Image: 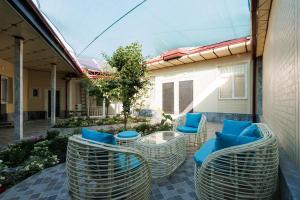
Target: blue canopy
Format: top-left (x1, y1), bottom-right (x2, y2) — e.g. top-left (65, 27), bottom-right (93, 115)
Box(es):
top-left (34, 0), bottom-right (250, 60)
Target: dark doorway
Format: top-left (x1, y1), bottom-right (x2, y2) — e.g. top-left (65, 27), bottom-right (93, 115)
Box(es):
top-left (0, 75), bottom-right (7, 122)
top-left (179, 80), bottom-right (193, 113)
top-left (48, 90), bottom-right (60, 118)
top-left (162, 82), bottom-right (174, 114)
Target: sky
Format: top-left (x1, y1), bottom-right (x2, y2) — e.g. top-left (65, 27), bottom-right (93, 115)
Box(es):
top-left (34, 0), bottom-right (250, 61)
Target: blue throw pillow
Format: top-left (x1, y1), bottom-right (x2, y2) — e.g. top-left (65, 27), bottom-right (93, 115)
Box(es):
top-left (215, 132), bottom-right (238, 150)
top-left (239, 124), bottom-right (261, 138)
top-left (215, 132), bottom-right (261, 151)
top-left (222, 120), bottom-right (251, 136)
top-left (185, 113), bottom-right (202, 128)
top-left (82, 128), bottom-right (116, 145)
top-left (236, 135), bottom-right (260, 145)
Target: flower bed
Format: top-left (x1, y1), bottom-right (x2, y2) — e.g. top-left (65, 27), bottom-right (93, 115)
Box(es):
top-left (0, 130), bottom-right (75, 192)
top-left (54, 115), bottom-right (149, 128)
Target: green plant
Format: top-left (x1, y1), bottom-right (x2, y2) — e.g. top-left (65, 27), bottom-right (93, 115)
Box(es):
top-left (54, 116), bottom-right (147, 128)
top-left (0, 160), bottom-right (7, 188)
top-left (133, 121), bottom-right (173, 136)
top-left (46, 129), bottom-right (60, 140)
top-left (86, 42), bottom-right (150, 130)
top-left (161, 113), bottom-right (173, 125)
top-left (23, 140), bottom-right (59, 174)
top-left (0, 139), bottom-right (37, 167)
top-left (48, 135), bottom-right (68, 162)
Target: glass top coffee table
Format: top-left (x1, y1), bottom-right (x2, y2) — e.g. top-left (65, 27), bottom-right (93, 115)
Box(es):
top-left (136, 131), bottom-right (186, 179)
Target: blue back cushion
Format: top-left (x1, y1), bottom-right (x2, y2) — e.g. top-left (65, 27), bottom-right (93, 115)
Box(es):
top-left (239, 124), bottom-right (261, 138)
top-left (185, 113), bottom-right (202, 128)
top-left (82, 128), bottom-right (116, 145)
top-left (215, 132), bottom-right (261, 151)
top-left (222, 120), bottom-right (251, 136)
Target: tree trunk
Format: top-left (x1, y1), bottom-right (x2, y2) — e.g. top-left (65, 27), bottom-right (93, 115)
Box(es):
top-left (124, 113), bottom-right (128, 130)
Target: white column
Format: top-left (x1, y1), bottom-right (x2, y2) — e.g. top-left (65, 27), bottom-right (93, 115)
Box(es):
top-left (14, 37), bottom-right (24, 140)
top-left (86, 88), bottom-right (89, 117)
top-left (68, 80), bottom-right (72, 111)
top-left (51, 64), bottom-right (56, 126)
top-left (174, 81), bottom-right (179, 115)
top-left (102, 98), bottom-right (106, 118)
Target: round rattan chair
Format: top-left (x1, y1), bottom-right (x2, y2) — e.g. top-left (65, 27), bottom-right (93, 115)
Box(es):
top-left (66, 134), bottom-right (152, 200)
top-left (194, 123), bottom-right (279, 200)
top-left (174, 114), bottom-right (207, 153)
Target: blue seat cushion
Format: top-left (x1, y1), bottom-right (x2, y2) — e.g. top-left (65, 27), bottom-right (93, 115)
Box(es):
top-left (193, 139), bottom-right (216, 166)
top-left (177, 126), bottom-right (198, 133)
top-left (117, 154), bottom-right (141, 170)
top-left (185, 113), bottom-right (202, 128)
top-left (239, 124), bottom-right (261, 138)
top-left (222, 120), bottom-right (251, 136)
top-left (82, 128), bottom-right (116, 145)
top-left (118, 131), bottom-right (139, 138)
top-left (215, 132), bottom-right (261, 151)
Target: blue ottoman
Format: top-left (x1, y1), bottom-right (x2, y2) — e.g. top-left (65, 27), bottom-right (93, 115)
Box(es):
top-left (115, 131), bottom-right (141, 147)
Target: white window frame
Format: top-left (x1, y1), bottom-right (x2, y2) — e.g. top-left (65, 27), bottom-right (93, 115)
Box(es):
top-left (218, 62), bottom-right (248, 100)
top-left (1, 76), bottom-right (9, 104)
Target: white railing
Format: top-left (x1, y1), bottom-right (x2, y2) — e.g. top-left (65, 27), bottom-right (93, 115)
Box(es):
top-left (89, 106), bottom-right (103, 117)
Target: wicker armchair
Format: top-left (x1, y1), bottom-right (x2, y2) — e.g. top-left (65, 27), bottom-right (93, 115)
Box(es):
top-left (194, 123), bottom-right (279, 200)
top-left (66, 134), bottom-right (152, 200)
top-left (174, 114), bottom-right (207, 153)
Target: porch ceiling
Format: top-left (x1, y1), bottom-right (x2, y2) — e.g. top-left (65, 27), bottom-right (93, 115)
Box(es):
top-left (256, 0), bottom-right (272, 57)
top-left (0, 0), bottom-right (80, 74)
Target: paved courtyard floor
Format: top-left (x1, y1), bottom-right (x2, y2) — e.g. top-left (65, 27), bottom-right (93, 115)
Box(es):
top-left (0, 157), bottom-right (197, 200)
top-left (0, 122), bottom-right (222, 200)
top-left (0, 120), bottom-right (51, 148)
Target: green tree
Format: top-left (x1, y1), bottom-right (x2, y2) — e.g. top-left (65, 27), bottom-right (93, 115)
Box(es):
top-left (85, 42), bottom-right (150, 129)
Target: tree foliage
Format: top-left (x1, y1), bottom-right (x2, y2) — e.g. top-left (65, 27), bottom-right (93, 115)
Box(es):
top-left (85, 42), bottom-right (150, 129)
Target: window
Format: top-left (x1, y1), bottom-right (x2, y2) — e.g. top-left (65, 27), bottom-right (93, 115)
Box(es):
top-left (219, 63), bottom-right (247, 99)
top-left (162, 82), bottom-right (174, 114)
top-left (8, 77), bottom-right (13, 103)
top-left (179, 80), bottom-right (193, 113)
top-left (32, 89), bottom-right (39, 97)
top-left (1, 76), bottom-right (8, 104)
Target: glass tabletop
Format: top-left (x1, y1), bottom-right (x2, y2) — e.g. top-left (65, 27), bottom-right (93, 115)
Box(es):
top-left (139, 131), bottom-right (182, 145)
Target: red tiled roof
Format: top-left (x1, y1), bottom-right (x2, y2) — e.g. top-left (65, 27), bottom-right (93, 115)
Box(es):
top-left (147, 37), bottom-right (250, 64)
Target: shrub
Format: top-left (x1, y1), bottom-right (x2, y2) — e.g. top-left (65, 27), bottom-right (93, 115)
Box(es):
top-left (0, 160), bottom-right (7, 188)
top-left (23, 140), bottom-right (59, 174)
top-left (48, 135), bottom-right (68, 162)
top-left (46, 130), bottom-right (60, 140)
top-left (54, 116), bottom-right (147, 128)
top-left (0, 139), bottom-right (38, 167)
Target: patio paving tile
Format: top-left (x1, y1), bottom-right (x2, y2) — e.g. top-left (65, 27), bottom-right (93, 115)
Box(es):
top-left (0, 156), bottom-right (198, 200)
top-left (0, 122), bottom-right (222, 199)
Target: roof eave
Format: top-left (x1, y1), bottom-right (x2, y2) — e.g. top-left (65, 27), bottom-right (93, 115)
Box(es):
top-left (7, 0), bottom-right (83, 75)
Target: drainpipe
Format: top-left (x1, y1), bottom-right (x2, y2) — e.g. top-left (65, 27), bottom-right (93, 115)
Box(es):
top-left (251, 0), bottom-right (258, 122)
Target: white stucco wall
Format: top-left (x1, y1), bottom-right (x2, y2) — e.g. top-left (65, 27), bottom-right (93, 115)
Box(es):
top-left (145, 53), bottom-right (252, 118)
top-left (262, 0), bottom-right (300, 168)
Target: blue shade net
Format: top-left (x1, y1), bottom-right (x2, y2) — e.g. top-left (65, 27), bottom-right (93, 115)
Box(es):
top-left (34, 0), bottom-right (250, 60)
